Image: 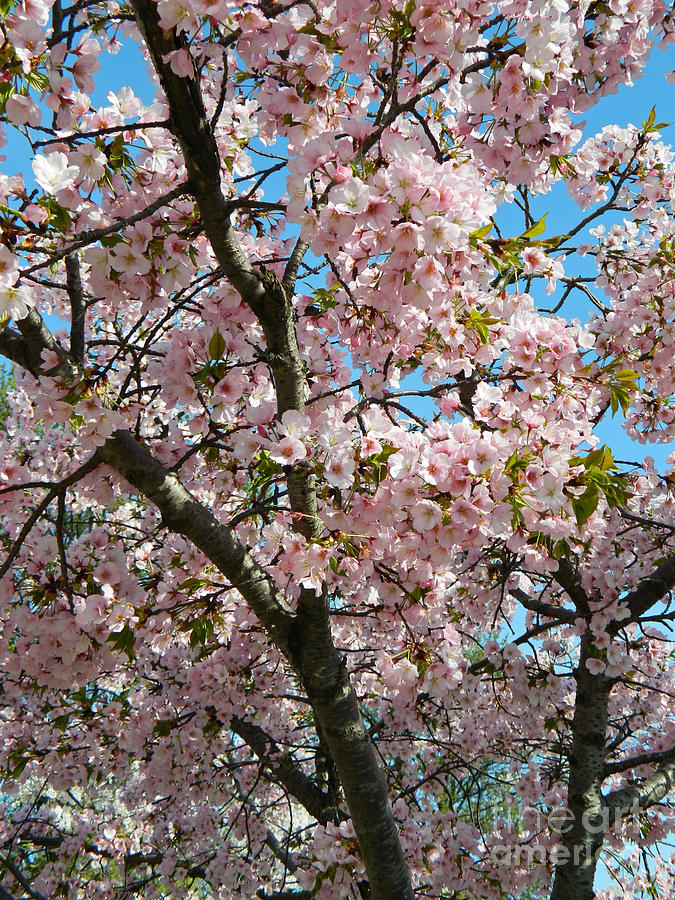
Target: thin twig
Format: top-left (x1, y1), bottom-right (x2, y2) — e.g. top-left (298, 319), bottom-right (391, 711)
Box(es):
top-left (34, 120), bottom-right (169, 147)
top-left (20, 185), bottom-right (190, 275)
top-left (0, 456), bottom-right (99, 580)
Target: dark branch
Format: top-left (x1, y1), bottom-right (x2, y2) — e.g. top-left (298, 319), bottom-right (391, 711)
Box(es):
top-left (605, 745), bottom-right (675, 776)
top-left (623, 552), bottom-right (675, 623)
top-left (20, 184), bottom-right (189, 275)
top-left (34, 120), bottom-right (169, 147)
top-left (65, 253), bottom-right (85, 366)
top-left (0, 854), bottom-right (50, 900)
top-left (257, 891), bottom-right (313, 900)
top-left (0, 309), bottom-right (77, 381)
top-left (230, 716), bottom-right (343, 824)
top-left (511, 587), bottom-right (577, 624)
top-left (554, 558), bottom-right (591, 616)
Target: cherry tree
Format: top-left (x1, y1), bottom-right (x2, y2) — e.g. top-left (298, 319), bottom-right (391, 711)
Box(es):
top-left (1, 0), bottom-right (675, 898)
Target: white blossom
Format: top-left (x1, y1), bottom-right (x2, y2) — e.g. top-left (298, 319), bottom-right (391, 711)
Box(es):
top-left (32, 152), bottom-right (80, 194)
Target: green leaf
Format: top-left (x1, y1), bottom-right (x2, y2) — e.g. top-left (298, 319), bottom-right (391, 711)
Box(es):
top-left (597, 445), bottom-right (616, 471)
top-left (45, 198), bottom-right (73, 232)
top-left (153, 720), bottom-right (172, 737)
top-left (0, 82), bottom-right (14, 115)
top-left (527, 531), bottom-right (553, 551)
top-left (25, 71), bottom-right (49, 92)
top-left (465, 309), bottom-right (498, 344)
top-left (308, 286), bottom-right (337, 315)
top-left (613, 368), bottom-right (638, 381)
top-left (369, 444), bottom-right (399, 463)
top-left (553, 539), bottom-right (571, 560)
top-left (471, 223), bottom-right (493, 239)
top-left (643, 106), bottom-right (656, 129)
top-left (573, 486), bottom-right (599, 527)
top-left (504, 450), bottom-right (530, 474)
top-left (99, 234), bottom-right (127, 249)
top-left (602, 475), bottom-right (631, 509)
top-left (609, 384), bottom-right (631, 416)
top-left (9, 753), bottom-right (29, 778)
top-left (511, 506), bottom-right (525, 529)
top-left (107, 624), bottom-right (135, 661)
top-left (583, 444), bottom-right (617, 471)
top-left (183, 617), bottom-right (215, 648)
top-left (329, 556), bottom-right (345, 576)
top-left (521, 213), bottom-right (548, 239)
top-left (177, 576), bottom-right (205, 594)
top-left (192, 363), bottom-right (211, 385)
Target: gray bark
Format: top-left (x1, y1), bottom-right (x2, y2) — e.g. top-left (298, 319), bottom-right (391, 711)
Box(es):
top-left (604, 762), bottom-right (675, 820)
top-left (229, 716), bottom-right (343, 825)
top-left (621, 551), bottom-right (675, 624)
top-left (550, 635), bottom-right (611, 900)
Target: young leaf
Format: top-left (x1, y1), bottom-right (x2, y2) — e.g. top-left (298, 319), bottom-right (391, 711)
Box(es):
top-left (107, 625), bottom-right (136, 661)
top-left (471, 223), bottom-right (493, 239)
top-left (521, 214), bottom-right (548, 239)
top-left (209, 330), bottom-right (226, 360)
top-left (573, 486), bottom-right (599, 527)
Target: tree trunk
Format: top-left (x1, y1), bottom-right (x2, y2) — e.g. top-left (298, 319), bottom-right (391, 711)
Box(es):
top-left (550, 635), bottom-right (612, 900)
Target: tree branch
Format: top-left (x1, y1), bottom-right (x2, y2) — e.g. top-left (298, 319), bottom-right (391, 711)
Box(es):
top-left (21, 185), bottom-right (189, 275)
top-left (282, 238), bottom-right (310, 294)
top-left (3, 27), bottom-right (413, 892)
top-left (34, 119), bottom-right (169, 147)
top-left (603, 762), bottom-right (675, 819)
top-left (230, 716), bottom-right (343, 824)
top-left (623, 552), bottom-right (675, 623)
top-left (605, 745), bottom-right (675, 776)
top-left (130, 0), bottom-right (266, 309)
top-left (550, 635), bottom-right (613, 900)
top-left (130, 0), bottom-right (322, 541)
top-left (511, 587), bottom-right (577, 624)
top-left (228, 767), bottom-right (301, 875)
top-left (257, 891), bottom-right (312, 900)
top-left (554, 557), bottom-right (591, 616)
top-left (99, 429), bottom-right (412, 898)
top-left (98, 429), bottom-right (297, 655)
top-left (0, 456), bottom-right (99, 580)
top-left (0, 854), bottom-right (50, 900)
top-left (65, 253), bottom-right (85, 366)
top-left (0, 309), bottom-right (78, 381)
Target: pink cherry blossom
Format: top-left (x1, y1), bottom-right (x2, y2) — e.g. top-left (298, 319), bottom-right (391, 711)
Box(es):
top-left (269, 435), bottom-right (308, 465)
top-left (5, 93), bottom-right (41, 127)
top-left (1, 3), bottom-right (675, 899)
